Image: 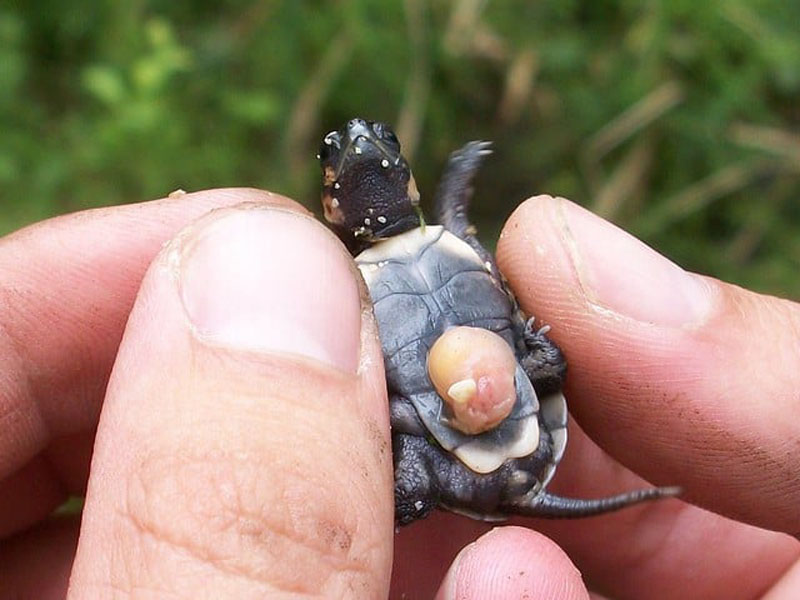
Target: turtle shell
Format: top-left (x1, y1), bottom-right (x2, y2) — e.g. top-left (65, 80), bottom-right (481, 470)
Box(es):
top-left (356, 225), bottom-right (567, 476)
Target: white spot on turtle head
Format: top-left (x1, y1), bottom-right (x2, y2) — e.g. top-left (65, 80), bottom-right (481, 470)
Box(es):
top-left (377, 215), bottom-right (387, 224)
top-left (354, 146), bottom-right (362, 154)
top-left (315, 153), bottom-right (320, 160)
top-left (331, 198), bottom-right (339, 208)
top-left (414, 501), bottom-right (424, 511)
top-left (381, 159), bottom-right (389, 168)
top-left (364, 217), bottom-right (371, 225)
top-left (367, 207), bottom-right (375, 214)
top-left (333, 182), bottom-right (341, 189)
top-left (324, 137), bottom-right (333, 146)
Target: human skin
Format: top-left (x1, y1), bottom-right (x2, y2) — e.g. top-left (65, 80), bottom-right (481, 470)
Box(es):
top-left (0, 189), bottom-right (797, 599)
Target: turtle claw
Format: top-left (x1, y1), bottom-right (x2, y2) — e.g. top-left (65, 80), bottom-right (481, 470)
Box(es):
top-left (520, 317), bottom-right (566, 396)
top-left (523, 316), bottom-right (551, 339)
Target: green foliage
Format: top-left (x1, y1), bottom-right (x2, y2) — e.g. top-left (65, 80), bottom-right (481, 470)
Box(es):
top-left (1, 0), bottom-right (798, 296)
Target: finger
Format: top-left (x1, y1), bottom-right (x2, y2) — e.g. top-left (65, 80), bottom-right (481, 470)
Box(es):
top-left (0, 431), bottom-right (93, 538)
top-left (392, 516), bottom-right (589, 599)
top-left (392, 512), bottom-right (490, 597)
top-left (496, 195), bottom-right (800, 534)
top-left (68, 207), bottom-right (394, 597)
top-left (391, 433), bottom-right (797, 600)
top-left (434, 526), bottom-right (589, 600)
top-left (762, 557), bottom-right (800, 599)
top-left (494, 196), bottom-right (800, 598)
top-left (523, 419), bottom-right (799, 599)
top-left (0, 516), bottom-right (80, 599)
top-left (0, 188), bottom-right (296, 534)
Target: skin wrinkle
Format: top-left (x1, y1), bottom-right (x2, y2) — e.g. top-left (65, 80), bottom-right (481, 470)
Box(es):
top-left (119, 440), bottom-right (380, 595)
top-left (4, 248), bottom-right (124, 432)
top-left (577, 340), bottom-right (796, 501)
top-left (90, 574), bottom-right (187, 600)
top-left (122, 477), bottom-right (342, 596)
top-left (175, 363), bottom-right (388, 516)
top-left (0, 314), bottom-right (48, 476)
top-left (119, 507), bottom-right (323, 597)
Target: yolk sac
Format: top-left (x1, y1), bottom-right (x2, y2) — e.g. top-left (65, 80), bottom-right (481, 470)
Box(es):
top-left (427, 326), bottom-right (517, 435)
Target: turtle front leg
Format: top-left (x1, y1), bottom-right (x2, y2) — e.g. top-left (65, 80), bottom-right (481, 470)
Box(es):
top-left (520, 317), bottom-right (567, 397)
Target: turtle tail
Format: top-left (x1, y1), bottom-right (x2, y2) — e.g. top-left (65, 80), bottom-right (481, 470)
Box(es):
top-left (510, 486), bottom-right (682, 518)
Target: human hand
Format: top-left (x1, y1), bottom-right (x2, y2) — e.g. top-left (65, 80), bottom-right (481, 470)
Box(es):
top-left (1, 191), bottom-right (798, 599)
top-left (0, 189), bottom-right (399, 598)
top-left (392, 196), bottom-right (800, 598)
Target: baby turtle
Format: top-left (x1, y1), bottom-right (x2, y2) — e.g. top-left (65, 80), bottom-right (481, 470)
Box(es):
top-left (318, 118), bottom-right (679, 525)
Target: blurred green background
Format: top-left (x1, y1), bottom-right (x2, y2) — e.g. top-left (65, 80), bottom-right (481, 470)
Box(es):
top-left (1, 0), bottom-right (798, 296)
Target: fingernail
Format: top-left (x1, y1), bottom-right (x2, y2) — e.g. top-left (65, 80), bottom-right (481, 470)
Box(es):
top-left (176, 207), bottom-right (361, 372)
top-left (557, 200), bottom-right (713, 327)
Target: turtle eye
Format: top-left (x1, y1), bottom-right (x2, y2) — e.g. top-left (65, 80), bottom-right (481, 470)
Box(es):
top-left (372, 122), bottom-right (399, 147)
top-left (384, 129), bottom-right (399, 146)
top-left (318, 131), bottom-right (341, 163)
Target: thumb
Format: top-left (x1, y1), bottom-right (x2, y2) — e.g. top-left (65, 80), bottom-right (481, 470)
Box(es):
top-left (435, 527), bottom-right (589, 600)
top-left (68, 205), bottom-right (394, 597)
top-left (496, 196), bottom-right (800, 535)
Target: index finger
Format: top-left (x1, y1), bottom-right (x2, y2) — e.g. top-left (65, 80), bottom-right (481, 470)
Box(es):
top-left (493, 196), bottom-right (800, 598)
top-left (0, 189), bottom-right (298, 534)
top-left (496, 195), bottom-right (800, 535)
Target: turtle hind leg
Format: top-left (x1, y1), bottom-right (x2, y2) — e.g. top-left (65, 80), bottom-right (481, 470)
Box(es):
top-left (508, 486), bottom-right (682, 519)
top-left (434, 140), bottom-right (492, 236)
top-left (434, 141), bottom-right (501, 278)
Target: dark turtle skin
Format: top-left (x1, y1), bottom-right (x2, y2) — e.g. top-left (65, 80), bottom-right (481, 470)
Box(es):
top-left (319, 118), bottom-right (679, 526)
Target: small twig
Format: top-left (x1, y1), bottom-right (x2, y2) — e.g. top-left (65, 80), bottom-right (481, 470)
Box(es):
top-left (729, 122), bottom-right (800, 164)
top-left (581, 81), bottom-right (683, 194)
top-left (721, 3), bottom-right (770, 41)
top-left (726, 178), bottom-right (790, 264)
top-left (497, 47), bottom-right (538, 126)
top-left (285, 30), bottom-right (354, 180)
top-left (443, 0), bottom-right (486, 56)
top-left (396, 0), bottom-right (431, 163)
top-left (230, 0), bottom-right (277, 42)
top-left (443, 0), bottom-right (506, 61)
top-left (637, 157), bottom-right (788, 236)
top-left (591, 135), bottom-right (654, 220)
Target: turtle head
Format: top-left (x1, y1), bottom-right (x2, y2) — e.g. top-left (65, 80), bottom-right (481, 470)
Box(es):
top-left (318, 118), bottom-right (422, 251)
